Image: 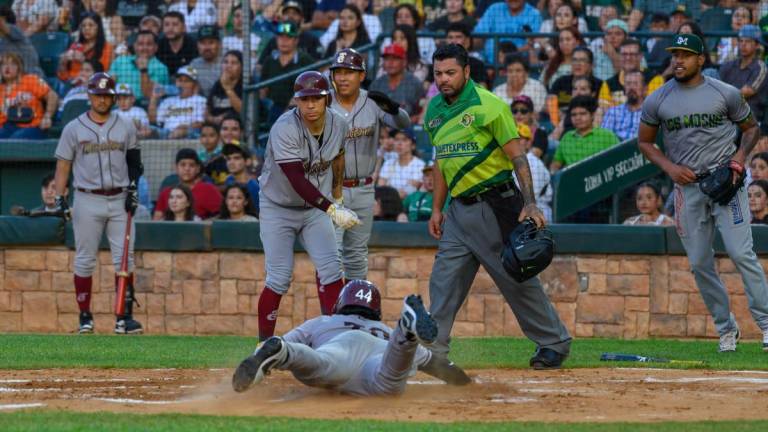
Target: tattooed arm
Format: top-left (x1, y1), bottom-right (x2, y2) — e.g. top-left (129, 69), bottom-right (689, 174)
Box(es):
top-left (502, 138), bottom-right (546, 227)
top-left (732, 116), bottom-right (760, 166)
top-left (331, 149), bottom-right (345, 202)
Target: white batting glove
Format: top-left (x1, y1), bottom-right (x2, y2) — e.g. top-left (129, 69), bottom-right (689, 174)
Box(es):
top-left (326, 203), bottom-right (361, 229)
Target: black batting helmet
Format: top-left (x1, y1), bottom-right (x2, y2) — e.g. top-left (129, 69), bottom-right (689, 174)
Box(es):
top-left (332, 280), bottom-right (382, 321)
top-left (501, 219), bottom-right (554, 283)
top-left (330, 48), bottom-right (366, 72)
top-left (87, 72), bottom-right (116, 95)
top-left (293, 71), bottom-right (331, 99)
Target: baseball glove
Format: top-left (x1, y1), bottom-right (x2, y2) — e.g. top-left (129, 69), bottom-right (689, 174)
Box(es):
top-left (699, 160), bottom-right (745, 206)
top-left (367, 91), bottom-right (400, 115)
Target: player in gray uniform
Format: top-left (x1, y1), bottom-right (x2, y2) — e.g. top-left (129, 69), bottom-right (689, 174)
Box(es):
top-left (328, 49), bottom-right (411, 280)
top-left (639, 34), bottom-right (768, 352)
top-left (232, 280), bottom-right (471, 395)
top-left (257, 71), bottom-right (361, 342)
top-left (53, 73), bottom-right (143, 334)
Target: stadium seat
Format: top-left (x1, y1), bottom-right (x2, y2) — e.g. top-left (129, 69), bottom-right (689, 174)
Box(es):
top-left (48, 99), bottom-right (89, 137)
top-left (29, 32), bottom-right (70, 78)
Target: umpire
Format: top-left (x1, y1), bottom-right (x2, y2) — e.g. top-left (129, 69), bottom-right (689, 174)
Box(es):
top-left (424, 44), bottom-right (571, 369)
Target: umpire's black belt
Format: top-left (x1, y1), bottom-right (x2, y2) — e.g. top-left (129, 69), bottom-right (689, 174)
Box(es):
top-left (77, 188), bottom-right (125, 196)
top-left (456, 182), bottom-right (516, 205)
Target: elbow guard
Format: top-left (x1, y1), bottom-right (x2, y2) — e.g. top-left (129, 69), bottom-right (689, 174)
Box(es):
top-left (126, 149), bottom-right (143, 183)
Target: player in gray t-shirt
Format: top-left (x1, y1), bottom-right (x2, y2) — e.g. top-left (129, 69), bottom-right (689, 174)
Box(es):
top-left (639, 34), bottom-right (768, 353)
top-left (232, 280), bottom-right (471, 395)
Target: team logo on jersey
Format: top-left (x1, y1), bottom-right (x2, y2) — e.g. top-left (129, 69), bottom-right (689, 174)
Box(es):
top-left (346, 126), bottom-right (373, 139)
top-left (460, 113), bottom-right (474, 128)
top-left (81, 140), bottom-right (123, 154)
top-left (428, 117), bottom-right (442, 129)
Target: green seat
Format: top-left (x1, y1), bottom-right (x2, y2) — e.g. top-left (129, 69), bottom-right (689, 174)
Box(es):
top-left (29, 32), bottom-right (70, 78)
top-left (48, 99), bottom-right (89, 137)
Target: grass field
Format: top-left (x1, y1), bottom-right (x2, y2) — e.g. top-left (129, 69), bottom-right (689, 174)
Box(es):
top-left (1, 334), bottom-right (767, 431)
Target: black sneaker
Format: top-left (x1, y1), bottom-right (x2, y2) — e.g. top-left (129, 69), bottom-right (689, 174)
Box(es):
top-left (78, 312), bottom-right (94, 334)
top-left (114, 317), bottom-right (143, 334)
top-left (232, 337), bottom-right (287, 393)
top-left (529, 347), bottom-right (567, 370)
top-left (420, 355), bottom-right (472, 385)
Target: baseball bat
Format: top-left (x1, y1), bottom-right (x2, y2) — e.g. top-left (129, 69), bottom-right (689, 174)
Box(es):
top-left (600, 352), bottom-right (707, 367)
top-left (114, 212), bottom-right (132, 316)
top-left (10, 205), bottom-right (64, 218)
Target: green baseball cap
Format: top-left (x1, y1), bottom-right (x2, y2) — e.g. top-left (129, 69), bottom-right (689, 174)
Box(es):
top-left (666, 33), bottom-right (704, 55)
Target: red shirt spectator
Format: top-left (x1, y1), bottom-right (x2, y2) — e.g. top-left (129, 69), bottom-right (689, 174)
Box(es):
top-left (153, 148), bottom-right (223, 219)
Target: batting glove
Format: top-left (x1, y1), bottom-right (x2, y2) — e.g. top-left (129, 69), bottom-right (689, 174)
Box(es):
top-left (125, 182), bottom-right (139, 216)
top-left (55, 195), bottom-right (71, 221)
top-left (326, 203), bottom-right (361, 229)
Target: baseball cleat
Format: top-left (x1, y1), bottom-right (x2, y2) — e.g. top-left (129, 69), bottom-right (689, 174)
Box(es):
top-left (232, 337), bottom-right (287, 393)
top-left (78, 312), bottom-right (94, 334)
top-left (114, 317), bottom-right (143, 335)
top-left (399, 295), bottom-right (438, 345)
top-left (420, 355), bottom-right (471, 385)
top-left (529, 347), bottom-right (568, 370)
top-left (718, 327), bottom-right (740, 353)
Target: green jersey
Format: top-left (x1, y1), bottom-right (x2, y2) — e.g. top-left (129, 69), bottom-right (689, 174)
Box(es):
top-left (403, 191), bottom-right (433, 222)
top-left (423, 80), bottom-right (519, 198)
top-left (553, 127), bottom-right (619, 167)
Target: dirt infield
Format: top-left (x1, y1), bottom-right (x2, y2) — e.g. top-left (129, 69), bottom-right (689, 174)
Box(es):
top-left (2, 368), bottom-right (768, 422)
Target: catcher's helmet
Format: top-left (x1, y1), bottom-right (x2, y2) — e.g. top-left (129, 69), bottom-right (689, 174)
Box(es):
top-left (501, 219), bottom-right (554, 283)
top-left (87, 72), bottom-right (116, 95)
top-left (332, 280), bottom-right (382, 321)
top-left (293, 71), bottom-right (331, 99)
top-left (330, 48), bottom-right (366, 71)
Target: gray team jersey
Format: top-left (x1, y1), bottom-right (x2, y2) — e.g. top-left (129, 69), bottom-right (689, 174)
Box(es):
top-left (54, 113), bottom-right (138, 190)
top-left (259, 108), bottom-right (348, 207)
top-left (641, 76), bottom-right (751, 173)
top-left (330, 89), bottom-right (410, 179)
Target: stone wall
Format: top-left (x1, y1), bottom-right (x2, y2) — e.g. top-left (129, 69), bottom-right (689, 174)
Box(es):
top-left (0, 247), bottom-right (764, 339)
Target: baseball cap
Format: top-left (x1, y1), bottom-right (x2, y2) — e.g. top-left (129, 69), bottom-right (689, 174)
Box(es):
top-left (517, 123), bottom-right (532, 140)
top-left (116, 83), bottom-right (133, 96)
top-left (176, 65), bottom-right (198, 81)
top-left (666, 33), bottom-right (704, 55)
top-left (511, 95), bottom-right (534, 111)
top-left (392, 126), bottom-right (416, 141)
top-left (222, 142), bottom-right (250, 158)
top-left (176, 148), bottom-right (202, 165)
top-left (670, 5), bottom-right (691, 17)
top-left (276, 20), bottom-right (299, 37)
top-left (382, 44), bottom-right (406, 59)
top-left (281, 0), bottom-right (303, 15)
top-left (604, 19), bottom-right (629, 34)
top-left (738, 25), bottom-right (766, 45)
top-left (197, 25), bottom-right (220, 41)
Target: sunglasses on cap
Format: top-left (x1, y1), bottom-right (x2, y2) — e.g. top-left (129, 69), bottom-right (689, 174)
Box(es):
top-left (276, 22), bottom-right (297, 36)
top-left (511, 108), bottom-right (530, 114)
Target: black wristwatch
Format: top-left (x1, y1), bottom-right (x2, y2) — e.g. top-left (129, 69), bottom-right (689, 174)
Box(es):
top-left (139, 68), bottom-right (149, 74)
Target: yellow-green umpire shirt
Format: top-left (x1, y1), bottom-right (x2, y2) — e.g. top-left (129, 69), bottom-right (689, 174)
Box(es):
top-left (423, 79), bottom-right (520, 198)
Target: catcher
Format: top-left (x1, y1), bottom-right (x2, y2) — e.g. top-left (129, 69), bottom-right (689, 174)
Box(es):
top-left (232, 280), bottom-right (471, 396)
top-left (638, 33), bottom-right (768, 353)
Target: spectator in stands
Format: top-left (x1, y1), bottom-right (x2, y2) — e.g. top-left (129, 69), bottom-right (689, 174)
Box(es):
top-left (0, 7), bottom-right (44, 77)
top-left (751, 153), bottom-right (768, 181)
top-left (388, 24), bottom-right (427, 81)
top-left (223, 142), bottom-right (259, 211)
top-left (390, 4), bottom-right (435, 65)
top-left (398, 163), bottom-right (434, 222)
top-left (378, 127), bottom-right (425, 199)
top-left (628, 0), bottom-right (700, 31)
top-left (88, 0), bottom-right (124, 48)
top-left (369, 44), bottom-right (425, 118)
top-left (320, 0), bottom-right (380, 51)
top-left (206, 50), bottom-right (243, 124)
top-left (157, 11), bottom-right (198, 76)
top-left (549, 75), bottom-right (603, 140)
top-left (258, 1), bottom-right (324, 61)
top-left (323, 4), bottom-right (371, 59)
top-left (516, 122), bottom-right (552, 222)
top-left (313, 0), bottom-right (346, 30)
top-left (493, 54), bottom-right (546, 114)
top-left (580, 0), bottom-right (622, 31)
top-left (717, 5), bottom-right (752, 64)
top-left (115, 83), bottom-right (152, 138)
top-left (57, 13), bottom-right (113, 85)
top-left (0, 52), bottom-right (57, 139)
top-left (110, 30), bottom-right (169, 104)
top-left (221, 3), bottom-right (260, 73)
top-left (116, 0), bottom-right (164, 29)
top-left (749, 180), bottom-right (768, 224)
top-left (375, 124), bottom-right (396, 180)
top-left (59, 58), bottom-right (99, 108)
top-left (219, 183), bottom-right (259, 221)
top-left (719, 25), bottom-right (768, 125)
top-left (148, 65), bottom-right (206, 139)
top-left (600, 70), bottom-right (645, 142)
top-left (258, 20), bottom-right (314, 119)
top-left (220, 113), bottom-right (243, 144)
top-left (373, 185), bottom-right (403, 221)
top-left (12, 0), bottom-right (58, 36)
top-left (138, 14), bottom-right (162, 36)
top-left (511, 95), bottom-right (548, 158)
top-left (37, 173), bottom-right (66, 212)
top-left (550, 95), bottom-right (618, 172)
top-left (598, 39), bottom-right (664, 108)
top-left (189, 25), bottom-right (223, 97)
top-left (154, 148), bottom-right (222, 220)
top-left (590, 18), bottom-right (626, 81)
top-left (542, 27), bottom-right (585, 89)
top-left (427, 0), bottom-right (476, 33)
top-left (668, 7), bottom-right (692, 33)
top-left (168, 0), bottom-right (216, 34)
top-left (549, 46), bottom-right (601, 110)
top-left (623, 183), bottom-right (675, 226)
top-left (162, 184), bottom-right (200, 221)
top-left (473, 0), bottom-right (542, 64)
top-left (537, 3), bottom-right (588, 59)
top-left (444, 22), bottom-right (486, 87)
top-left (645, 13), bottom-right (672, 74)
top-left (197, 121), bottom-right (229, 185)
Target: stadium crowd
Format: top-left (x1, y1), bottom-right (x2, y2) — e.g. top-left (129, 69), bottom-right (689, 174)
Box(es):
top-left (4, 0), bottom-right (768, 224)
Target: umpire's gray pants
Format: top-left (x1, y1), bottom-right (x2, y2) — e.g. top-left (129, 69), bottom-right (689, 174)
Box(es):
top-left (674, 184), bottom-right (768, 334)
top-left (335, 183), bottom-right (375, 280)
top-left (428, 199), bottom-right (571, 357)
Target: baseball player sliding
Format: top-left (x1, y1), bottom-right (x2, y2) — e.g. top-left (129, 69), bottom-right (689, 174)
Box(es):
top-left (639, 34), bottom-right (768, 352)
top-left (329, 48), bottom-right (411, 280)
top-left (53, 72), bottom-right (143, 334)
top-left (257, 71), bottom-right (361, 341)
top-left (232, 280), bottom-right (471, 395)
